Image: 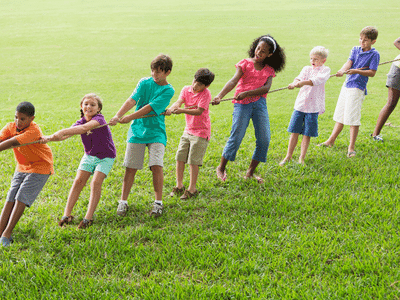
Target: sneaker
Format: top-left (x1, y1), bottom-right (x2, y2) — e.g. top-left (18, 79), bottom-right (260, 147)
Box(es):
top-left (180, 189), bottom-right (199, 200)
top-left (58, 215), bottom-right (74, 227)
top-left (117, 201), bottom-right (129, 217)
top-left (169, 186), bottom-right (185, 197)
top-left (77, 219), bottom-right (93, 229)
top-left (0, 237), bottom-right (12, 247)
top-left (371, 134), bottom-right (383, 142)
top-left (150, 203), bottom-right (163, 217)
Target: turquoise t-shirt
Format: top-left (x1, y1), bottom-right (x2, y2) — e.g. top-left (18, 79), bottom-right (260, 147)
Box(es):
top-left (127, 77), bottom-right (174, 146)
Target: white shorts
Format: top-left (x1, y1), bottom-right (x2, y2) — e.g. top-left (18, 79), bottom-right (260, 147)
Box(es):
top-left (333, 84), bottom-right (365, 126)
top-left (123, 143), bottom-right (165, 170)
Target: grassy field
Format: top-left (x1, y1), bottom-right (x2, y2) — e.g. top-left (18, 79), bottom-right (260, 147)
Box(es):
top-left (1, 0), bottom-right (400, 298)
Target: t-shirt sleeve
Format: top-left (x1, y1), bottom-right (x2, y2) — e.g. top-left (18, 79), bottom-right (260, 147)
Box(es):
top-left (15, 125), bottom-right (41, 145)
top-left (92, 114), bottom-right (106, 125)
top-left (130, 78), bottom-right (146, 101)
top-left (296, 66), bottom-right (309, 81)
top-left (349, 47), bottom-right (357, 62)
top-left (235, 59), bottom-right (248, 73)
top-left (179, 86), bottom-right (188, 103)
top-left (310, 66), bottom-right (331, 86)
top-left (369, 52), bottom-right (380, 71)
top-left (0, 123), bottom-right (12, 141)
top-left (197, 89), bottom-right (212, 110)
top-left (149, 86), bottom-right (175, 115)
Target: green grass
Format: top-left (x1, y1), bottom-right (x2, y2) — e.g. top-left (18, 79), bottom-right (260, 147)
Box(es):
top-left (1, 0), bottom-right (400, 298)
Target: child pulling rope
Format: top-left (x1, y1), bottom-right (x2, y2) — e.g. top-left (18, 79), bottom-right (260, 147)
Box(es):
top-left (12, 58), bottom-right (400, 149)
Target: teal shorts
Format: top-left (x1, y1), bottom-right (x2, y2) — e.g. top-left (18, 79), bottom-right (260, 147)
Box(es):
top-left (78, 154), bottom-right (115, 176)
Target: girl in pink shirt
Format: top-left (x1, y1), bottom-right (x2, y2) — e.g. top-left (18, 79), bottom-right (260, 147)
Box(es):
top-left (213, 35), bottom-right (286, 183)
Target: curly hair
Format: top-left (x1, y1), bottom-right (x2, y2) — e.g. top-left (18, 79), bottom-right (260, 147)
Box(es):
top-left (248, 35), bottom-right (286, 73)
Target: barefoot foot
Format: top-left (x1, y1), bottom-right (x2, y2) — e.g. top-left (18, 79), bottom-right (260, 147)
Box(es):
top-left (216, 166), bottom-right (227, 181)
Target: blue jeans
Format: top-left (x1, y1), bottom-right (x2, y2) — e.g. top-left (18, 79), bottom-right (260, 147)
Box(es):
top-left (222, 97), bottom-right (270, 162)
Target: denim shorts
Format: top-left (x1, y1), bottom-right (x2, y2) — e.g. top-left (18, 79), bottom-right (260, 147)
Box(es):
top-left (7, 172), bottom-right (50, 207)
top-left (287, 110), bottom-right (319, 137)
top-left (78, 154), bottom-right (115, 176)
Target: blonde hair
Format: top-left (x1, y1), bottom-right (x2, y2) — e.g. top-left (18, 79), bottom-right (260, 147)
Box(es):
top-left (80, 93), bottom-right (103, 118)
top-left (310, 46), bottom-right (329, 59)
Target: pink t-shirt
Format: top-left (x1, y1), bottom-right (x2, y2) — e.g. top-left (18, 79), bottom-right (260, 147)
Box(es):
top-left (293, 65), bottom-right (331, 114)
top-left (233, 58), bottom-right (276, 104)
top-left (179, 85), bottom-right (212, 140)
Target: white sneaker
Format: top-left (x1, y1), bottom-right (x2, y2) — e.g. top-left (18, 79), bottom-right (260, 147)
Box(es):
top-left (117, 202), bottom-right (129, 216)
top-left (150, 203), bottom-right (163, 217)
top-left (371, 134), bottom-right (383, 142)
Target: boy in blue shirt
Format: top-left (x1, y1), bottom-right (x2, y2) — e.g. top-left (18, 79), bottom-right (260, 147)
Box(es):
top-left (109, 54), bottom-right (174, 217)
top-left (318, 26), bottom-right (380, 157)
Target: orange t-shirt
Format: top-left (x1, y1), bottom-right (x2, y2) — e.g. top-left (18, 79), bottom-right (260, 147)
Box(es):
top-left (0, 122), bottom-right (54, 175)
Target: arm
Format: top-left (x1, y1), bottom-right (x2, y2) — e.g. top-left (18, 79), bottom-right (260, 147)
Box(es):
top-left (45, 119), bottom-right (100, 142)
top-left (0, 137), bottom-right (20, 152)
top-left (173, 107), bottom-right (205, 116)
top-left (293, 80), bottom-right (313, 88)
top-left (119, 104), bottom-right (154, 123)
top-left (212, 67), bottom-right (243, 105)
top-left (347, 68), bottom-right (377, 77)
top-left (336, 60), bottom-right (353, 77)
top-left (109, 97), bottom-right (137, 125)
top-left (165, 98), bottom-right (185, 116)
top-left (395, 37), bottom-right (400, 51)
top-left (235, 76), bottom-right (273, 100)
top-left (288, 79), bottom-right (300, 89)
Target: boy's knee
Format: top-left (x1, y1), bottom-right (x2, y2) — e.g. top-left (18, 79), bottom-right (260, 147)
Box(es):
top-left (150, 165), bottom-right (163, 173)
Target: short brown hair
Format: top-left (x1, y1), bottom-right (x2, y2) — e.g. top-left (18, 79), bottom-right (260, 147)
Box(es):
top-left (194, 68), bottom-right (215, 86)
top-left (360, 26), bottom-right (378, 41)
top-left (151, 54), bottom-right (173, 73)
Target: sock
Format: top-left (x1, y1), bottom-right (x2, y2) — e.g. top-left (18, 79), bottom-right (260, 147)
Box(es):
top-left (119, 200), bottom-right (128, 204)
top-left (155, 200), bottom-right (163, 205)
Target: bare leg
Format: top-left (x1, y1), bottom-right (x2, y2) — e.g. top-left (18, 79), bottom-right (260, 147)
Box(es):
top-left (175, 161), bottom-right (185, 189)
top-left (84, 171), bottom-right (107, 220)
top-left (1, 200), bottom-right (26, 239)
top-left (151, 165), bottom-right (163, 200)
top-left (63, 170), bottom-right (91, 216)
top-left (188, 164), bottom-right (199, 193)
top-left (216, 156), bottom-right (228, 181)
top-left (372, 88), bottom-right (400, 136)
top-left (299, 135), bottom-right (311, 164)
top-left (348, 125), bottom-right (359, 155)
top-left (0, 202), bottom-right (15, 236)
top-left (121, 167), bottom-right (138, 201)
top-left (244, 159), bottom-right (263, 184)
top-left (321, 122), bottom-right (344, 146)
top-left (280, 133), bottom-right (299, 165)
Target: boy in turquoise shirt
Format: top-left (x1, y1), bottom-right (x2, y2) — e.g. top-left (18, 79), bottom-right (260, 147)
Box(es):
top-left (109, 54), bottom-right (174, 217)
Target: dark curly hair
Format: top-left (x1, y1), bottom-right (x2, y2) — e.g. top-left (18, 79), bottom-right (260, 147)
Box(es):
top-left (248, 35), bottom-right (286, 73)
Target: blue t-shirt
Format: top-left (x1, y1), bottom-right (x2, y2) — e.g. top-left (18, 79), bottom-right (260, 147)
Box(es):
top-left (345, 46), bottom-right (380, 95)
top-left (127, 77), bottom-right (174, 146)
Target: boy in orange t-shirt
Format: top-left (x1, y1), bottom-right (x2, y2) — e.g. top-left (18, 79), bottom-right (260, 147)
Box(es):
top-left (0, 102), bottom-right (53, 247)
